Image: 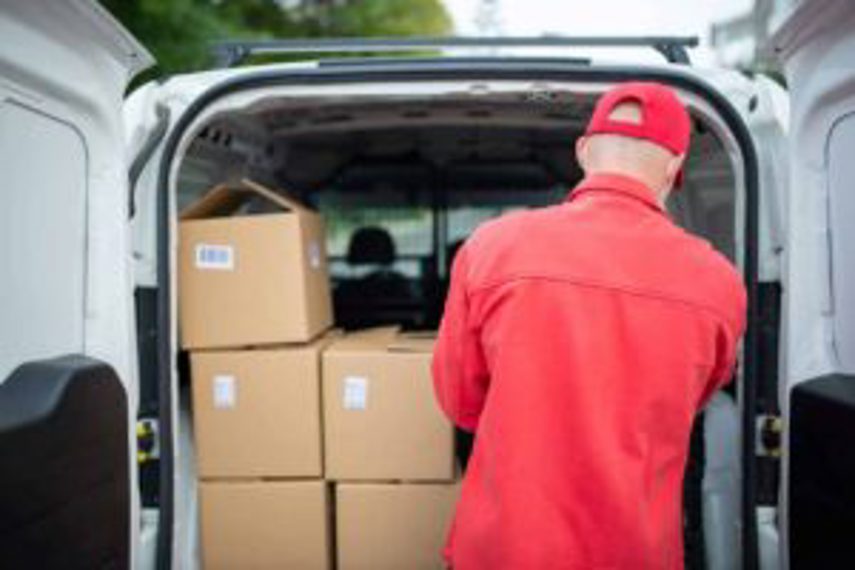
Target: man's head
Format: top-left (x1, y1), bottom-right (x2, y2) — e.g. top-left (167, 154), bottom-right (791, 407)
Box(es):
top-left (575, 82), bottom-right (691, 204)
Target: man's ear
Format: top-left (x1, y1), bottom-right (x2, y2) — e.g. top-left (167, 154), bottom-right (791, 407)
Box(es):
top-left (575, 136), bottom-right (590, 172)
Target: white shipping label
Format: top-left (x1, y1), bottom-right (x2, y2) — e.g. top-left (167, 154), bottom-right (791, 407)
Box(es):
top-left (308, 240), bottom-right (322, 269)
top-left (213, 375), bottom-right (236, 409)
top-left (195, 243), bottom-right (235, 270)
top-left (342, 376), bottom-right (368, 410)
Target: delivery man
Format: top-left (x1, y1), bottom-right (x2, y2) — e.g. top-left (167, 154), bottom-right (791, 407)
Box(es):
top-left (433, 82), bottom-right (747, 569)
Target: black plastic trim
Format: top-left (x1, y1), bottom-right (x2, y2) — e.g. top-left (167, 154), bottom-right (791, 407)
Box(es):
top-left (789, 374), bottom-right (855, 568)
top-left (155, 60), bottom-right (760, 569)
top-left (136, 287), bottom-right (161, 508)
top-left (0, 355), bottom-right (129, 569)
top-left (757, 282), bottom-right (782, 507)
top-left (318, 55), bottom-right (592, 68)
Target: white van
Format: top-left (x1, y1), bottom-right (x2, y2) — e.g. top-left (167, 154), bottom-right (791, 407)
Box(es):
top-left (0, 0), bottom-right (853, 568)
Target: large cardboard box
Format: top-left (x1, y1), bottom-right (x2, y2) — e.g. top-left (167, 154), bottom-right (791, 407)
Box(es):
top-left (179, 178), bottom-right (332, 349)
top-left (191, 335), bottom-right (332, 478)
top-left (323, 327), bottom-right (455, 481)
top-left (336, 483), bottom-right (459, 570)
top-left (200, 480), bottom-right (331, 570)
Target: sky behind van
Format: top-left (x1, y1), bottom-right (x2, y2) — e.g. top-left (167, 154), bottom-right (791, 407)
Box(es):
top-left (443, 0), bottom-right (752, 66)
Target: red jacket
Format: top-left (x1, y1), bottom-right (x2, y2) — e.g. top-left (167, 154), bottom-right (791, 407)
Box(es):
top-left (433, 173), bottom-right (746, 570)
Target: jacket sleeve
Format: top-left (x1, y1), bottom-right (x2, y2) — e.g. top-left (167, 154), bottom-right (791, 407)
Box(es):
top-left (699, 282), bottom-right (748, 408)
top-left (432, 245), bottom-right (490, 432)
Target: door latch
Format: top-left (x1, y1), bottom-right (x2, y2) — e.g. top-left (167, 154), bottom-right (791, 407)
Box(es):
top-left (137, 418), bottom-right (160, 464)
top-left (757, 414), bottom-right (782, 458)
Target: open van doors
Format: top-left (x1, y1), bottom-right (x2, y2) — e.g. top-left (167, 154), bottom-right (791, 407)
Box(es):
top-left (769, 0), bottom-right (855, 566)
top-left (148, 57), bottom-right (788, 570)
top-left (0, 1), bottom-right (153, 568)
top-left (0, 2), bottom-right (800, 565)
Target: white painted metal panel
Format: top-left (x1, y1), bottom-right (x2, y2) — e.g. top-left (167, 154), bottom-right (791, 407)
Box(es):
top-left (826, 114), bottom-right (855, 373)
top-left (0, 0), bottom-right (153, 567)
top-left (0, 101), bottom-right (87, 381)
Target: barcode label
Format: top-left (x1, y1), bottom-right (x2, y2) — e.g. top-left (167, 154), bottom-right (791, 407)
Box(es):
top-left (195, 244), bottom-right (234, 270)
top-left (342, 376), bottom-right (368, 410)
top-left (213, 375), bottom-right (236, 409)
top-left (308, 240), bottom-right (322, 269)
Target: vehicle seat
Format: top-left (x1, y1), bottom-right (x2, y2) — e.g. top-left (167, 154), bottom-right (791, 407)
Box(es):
top-left (334, 226), bottom-right (415, 328)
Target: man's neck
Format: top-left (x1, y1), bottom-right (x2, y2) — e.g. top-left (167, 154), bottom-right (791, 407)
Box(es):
top-left (587, 169), bottom-right (670, 207)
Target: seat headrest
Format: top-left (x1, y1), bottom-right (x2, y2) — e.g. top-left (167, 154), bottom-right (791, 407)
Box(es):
top-left (347, 226), bottom-right (397, 266)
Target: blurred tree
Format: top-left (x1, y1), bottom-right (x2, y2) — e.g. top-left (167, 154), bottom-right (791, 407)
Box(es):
top-left (101, 0), bottom-right (237, 74)
top-left (101, 0), bottom-right (452, 76)
top-left (323, 0), bottom-right (452, 37)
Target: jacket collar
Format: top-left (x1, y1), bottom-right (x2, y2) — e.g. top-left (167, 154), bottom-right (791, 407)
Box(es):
top-left (567, 173), bottom-right (665, 214)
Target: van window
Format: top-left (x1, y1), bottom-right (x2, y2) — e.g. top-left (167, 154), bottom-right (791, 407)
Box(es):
top-left (317, 190), bottom-right (434, 280)
top-left (318, 186), bottom-right (433, 328)
top-left (0, 101), bottom-right (87, 380)
top-left (317, 183), bottom-right (566, 328)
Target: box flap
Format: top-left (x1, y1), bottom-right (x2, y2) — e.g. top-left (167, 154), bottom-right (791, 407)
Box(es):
top-left (326, 326), bottom-right (401, 353)
top-left (180, 178), bottom-right (310, 220)
top-left (326, 328), bottom-right (437, 354)
top-left (388, 332), bottom-right (436, 353)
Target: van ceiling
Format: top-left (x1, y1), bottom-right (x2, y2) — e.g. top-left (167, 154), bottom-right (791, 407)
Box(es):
top-left (191, 94), bottom-right (603, 192)
top-left (188, 92), bottom-right (724, 195)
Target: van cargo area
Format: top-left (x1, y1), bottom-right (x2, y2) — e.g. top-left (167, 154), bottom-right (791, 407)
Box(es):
top-left (144, 81), bottom-right (742, 569)
top-left (174, 88), bottom-right (737, 316)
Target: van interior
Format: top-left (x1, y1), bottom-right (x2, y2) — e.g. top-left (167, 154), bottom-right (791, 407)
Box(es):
top-left (175, 89), bottom-right (736, 325)
top-left (157, 84), bottom-right (740, 567)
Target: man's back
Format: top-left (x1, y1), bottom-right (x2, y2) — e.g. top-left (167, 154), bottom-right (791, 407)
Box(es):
top-left (433, 173), bottom-right (746, 569)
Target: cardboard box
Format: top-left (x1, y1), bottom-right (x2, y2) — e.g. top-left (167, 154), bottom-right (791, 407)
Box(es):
top-left (200, 480), bottom-right (331, 570)
top-left (323, 327), bottom-right (455, 481)
top-left (191, 335), bottom-right (332, 478)
top-left (179, 178), bottom-right (332, 349)
top-left (336, 483), bottom-right (459, 570)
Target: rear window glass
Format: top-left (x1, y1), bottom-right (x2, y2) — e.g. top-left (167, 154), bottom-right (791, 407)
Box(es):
top-left (318, 188), bottom-right (432, 280)
top-left (317, 186), bottom-right (565, 280)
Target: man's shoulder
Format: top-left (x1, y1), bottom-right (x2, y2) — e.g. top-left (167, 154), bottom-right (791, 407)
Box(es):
top-left (677, 231), bottom-right (747, 331)
top-left (681, 231), bottom-right (742, 287)
top-left (467, 206), bottom-right (557, 250)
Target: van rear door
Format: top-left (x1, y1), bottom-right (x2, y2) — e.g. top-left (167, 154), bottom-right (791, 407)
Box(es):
top-left (696, 68), bottom-right (789, 570)
top-left (770, 0), bottom-right (855, 566)
top-left (0, 1), bottom-right (153, 568)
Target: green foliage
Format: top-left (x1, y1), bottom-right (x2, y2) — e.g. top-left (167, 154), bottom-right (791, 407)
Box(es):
top-left (324, 0), bottom-right (452, 38)
top-left (101, 0), bottom-right (452, 77)
top-left (101, 0), bottom-right (236, 75)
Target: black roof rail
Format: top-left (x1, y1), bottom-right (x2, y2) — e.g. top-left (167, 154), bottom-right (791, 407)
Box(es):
top-left (212, 35), bottom-right (699, 68)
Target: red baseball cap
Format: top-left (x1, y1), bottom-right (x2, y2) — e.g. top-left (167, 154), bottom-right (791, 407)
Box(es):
top-left (585, 81), bottom-right (691, 156)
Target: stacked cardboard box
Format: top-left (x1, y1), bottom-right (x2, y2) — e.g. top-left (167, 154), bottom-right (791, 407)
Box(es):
top-left (323, 328), bottom-right (458, 569)
top-left (181, 180), bottom-right (459, 568)
top-left (199, 480), bottom-right (331, 569)
top-left (179, 178), bottom-right (332, 350)
top-left (336, 483), bottom-right (459, 570)
top-left (180, 179), bottom-right (334, 569)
